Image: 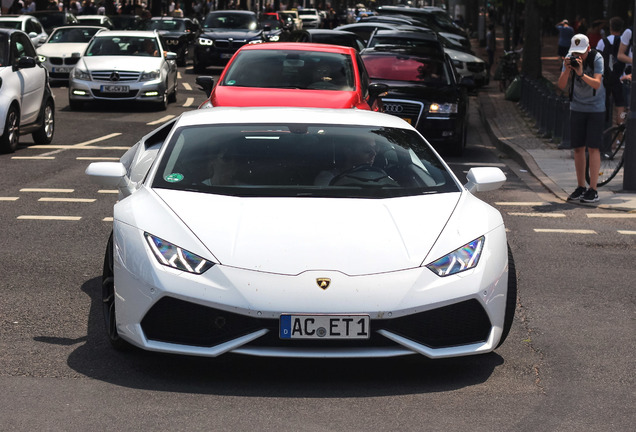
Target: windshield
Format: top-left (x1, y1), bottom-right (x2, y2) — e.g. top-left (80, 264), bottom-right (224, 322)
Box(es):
top-left (85, 35), bottom-right (159, 56)
top-left (146, 19), bottom-right (186, 31)
top-left (152, 123), bottom-right (457, 198)
top-left (49, 27), bottom-right (101, 43)
top-left (0, 21), bottom-right (21, 30)
top-left (362, 53), bottom-right (451, 85)
top-left (203, 12), bottom-right (257, 30)
top-left (222, 50), bottom-right (355, 90)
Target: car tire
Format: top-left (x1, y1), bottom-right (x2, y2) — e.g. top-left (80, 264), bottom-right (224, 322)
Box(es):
top-left (156, 87), bottom-right (168, 110)
top-left (168, 80), bottom-right (177, 103)
top-left (32, 97), bottom-right (55, 145)
top-left (497, 244), bottom-right (517, 348)
top-left (0, 105), bottom-right (20, 154)
top-left (102, 232), bottom-right (132, 351)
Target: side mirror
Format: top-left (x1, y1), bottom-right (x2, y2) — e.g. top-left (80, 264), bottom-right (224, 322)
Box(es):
top-left (195, 75), bottom-right (215, 97)
top-left (16, 56), bottom-right (37, 70)
top-left (368, 82), bottom-right (389, 107)
top-left (165, 51), bottom-right (178, 61)
top-left (464, 167), bottom-right (506, 193)
top-left (86, 162), bottom-right (129, 188)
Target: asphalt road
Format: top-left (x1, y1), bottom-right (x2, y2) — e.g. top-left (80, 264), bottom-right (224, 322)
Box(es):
top-left (0, 66), bottom-right (634, 431)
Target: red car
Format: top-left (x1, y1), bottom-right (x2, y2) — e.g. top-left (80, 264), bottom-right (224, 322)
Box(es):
top-left (196, 42), bottom-right (387, 110)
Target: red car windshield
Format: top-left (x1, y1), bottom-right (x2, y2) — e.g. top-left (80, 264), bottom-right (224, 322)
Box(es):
top-left (221, 50), bottom-right (355, 91)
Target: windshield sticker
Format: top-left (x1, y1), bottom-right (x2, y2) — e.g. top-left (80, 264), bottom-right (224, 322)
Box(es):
top-left (227, 80), bottom-right (236, 86)
top-left (165, 173), bottom-right (184, 183)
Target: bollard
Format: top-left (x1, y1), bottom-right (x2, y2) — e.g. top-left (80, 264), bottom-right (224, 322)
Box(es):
top-left (558, 101), bottom-right (571, 149)
top-left (542, 92), bottom-right (557, 138)
top-left (534, 85), bottom-right (546, 131)
top-left (551, 96), bottom-right (566, 143)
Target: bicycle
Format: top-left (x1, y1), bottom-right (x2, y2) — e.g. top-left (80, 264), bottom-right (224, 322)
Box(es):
top-left (585, 119), bottom-right (625, 187)
top-left (494, 49), bottom-right (521, 92)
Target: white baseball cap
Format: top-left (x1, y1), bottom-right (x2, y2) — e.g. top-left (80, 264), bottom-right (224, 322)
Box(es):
top-left (568, 34), bottom-right (590, 56)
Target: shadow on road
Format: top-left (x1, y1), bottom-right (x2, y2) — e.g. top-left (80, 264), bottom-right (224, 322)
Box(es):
top-left (48, 277), bottom-right (505, 397)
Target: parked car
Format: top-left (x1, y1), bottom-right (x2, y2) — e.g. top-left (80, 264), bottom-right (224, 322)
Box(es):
top-left (36, 26), bottom-right (106, 82)
top-left (361, 44), bottom-right (471, 156)
top-left (195, 42), bottom-right (387, 111)
top-left (278, 10), bottom-right (302, 31)
top-left (297, 8), bottom-right (322, 29)
top-left (289, 29), bottom-right (366, 51)
top-left (0, 15), bottom-right (48, 48)
top-left (142, 16), bottom-right (201, 66)
top-left (68, 31), bottom-right (178, 110)
top-left (367, 29), bottom-right (487, 88)
top-left (108, 14), bottom-right (143, 30)
top-left (86, 106), bottom-right (514, 359)
top-left (26, 10), bottom-right (79, 36)
top-left (76, 15), bottom-right (114, 30)
top-left (0, 29), bottom-right (55, 153)
top-left (193, 10), bottom-right (266, 72)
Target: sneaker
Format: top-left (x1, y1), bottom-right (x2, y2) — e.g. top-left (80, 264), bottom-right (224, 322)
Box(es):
top-left (567, 186), bottom-right (587, 201)
top-left (581, 188), bottom-right (599, 203)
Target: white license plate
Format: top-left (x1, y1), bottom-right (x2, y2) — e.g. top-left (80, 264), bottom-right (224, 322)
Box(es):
top-left (52, 67), bottom-right (70, 73)
top-left (220, 53), bottom-right (233, 59)
top-left (101, 85), bottom-right (129, 93)
top-left (279, 314), bottom-right (370, 339)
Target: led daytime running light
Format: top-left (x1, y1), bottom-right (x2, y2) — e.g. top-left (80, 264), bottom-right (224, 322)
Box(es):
top-left (426, 236), bottom-right (484, 277)
top-left (145, 233), bottom-right (213, 274)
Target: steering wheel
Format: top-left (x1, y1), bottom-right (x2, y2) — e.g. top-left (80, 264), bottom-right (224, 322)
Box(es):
top-left (329, 164), bottom-right (394, 186)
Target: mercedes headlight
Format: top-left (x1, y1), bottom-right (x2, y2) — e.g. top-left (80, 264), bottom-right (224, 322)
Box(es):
top-left (428, 103), bottom-right (458, 114)
top-left (145, 233), bottom-right (214, 274)
top-left (198, 38), bottom-right (213, 46)
top-left (140, 69), bottom-right (160, 81)
top-left (426, 236), bottom-right (484, 276)
top-left (73, 67), bottom-right (90, 80)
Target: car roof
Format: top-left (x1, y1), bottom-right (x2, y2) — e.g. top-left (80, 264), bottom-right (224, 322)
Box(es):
top-left (93, 30), bottom-right (158, 38)
top-left (207, 10), bottom-right (256, 15)
top-left (177, 107), bottom-right (412, 129)
top-left (0, 15), bottom-right (33, 22)
top-left (236, 42), bottom-right (356, 55)
top-left (373, 29), bottom-right (439, 41)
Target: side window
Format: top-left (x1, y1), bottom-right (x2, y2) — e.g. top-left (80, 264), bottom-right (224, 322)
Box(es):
top-left (16, 33), bottom-right (36, 58)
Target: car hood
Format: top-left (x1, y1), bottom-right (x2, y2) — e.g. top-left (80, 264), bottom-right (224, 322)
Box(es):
top-left (445, 48), bottom-right (484, 63)
top-left (79, 55), bottom-right (164, 70)
top-left (201, 29), bottom-right (262, 39)
top-left (156, 30), bottom-right (185, 38)
top-left (378, 81), bottom-right (461, 102)
top-left (153, 189), bottom-right (462, 275)
top-left (37, 43), bottom-right (88, 56)
top-left (211, 86), bottom-right (363, 108)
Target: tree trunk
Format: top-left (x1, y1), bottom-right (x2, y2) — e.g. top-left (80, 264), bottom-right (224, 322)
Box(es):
top-left (522, 0), bottom-right (542, 79)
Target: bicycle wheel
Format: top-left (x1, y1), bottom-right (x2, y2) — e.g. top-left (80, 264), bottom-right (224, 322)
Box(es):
top-left (586, 125), bottom-right (625, 187)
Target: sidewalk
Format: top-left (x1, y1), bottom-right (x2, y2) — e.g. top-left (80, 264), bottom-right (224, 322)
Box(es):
top-left (473, 28), bottom-right (636, 212)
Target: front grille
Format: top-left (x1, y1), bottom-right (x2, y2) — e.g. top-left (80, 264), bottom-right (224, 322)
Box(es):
top-left (382, 99), bottom-right (423, 121)
top-left (467, 62), bottom-right (485, 73)
top-left (49, 72), bottom-right (70, 78)
top-left (90, 70), bottom-right (140, 82)
top-left (49, 57), bottom-right (80, 65)
top-left (141, 297), bottom-right (492, 350)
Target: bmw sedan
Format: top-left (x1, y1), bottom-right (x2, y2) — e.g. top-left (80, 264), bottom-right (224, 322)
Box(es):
top-left (85, 106), bottom-right (516, 359)
top-left (143, 16), bottom-right (201, 67)
top-left (68, 31), bottom-right (178, 110)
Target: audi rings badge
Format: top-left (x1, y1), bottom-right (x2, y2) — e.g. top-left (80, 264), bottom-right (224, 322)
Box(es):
top-left (383, 103), bottom-right (403, 114)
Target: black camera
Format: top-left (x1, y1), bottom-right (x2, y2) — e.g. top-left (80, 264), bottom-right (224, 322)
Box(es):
top-left (570, 56), bottom-right (581, 67)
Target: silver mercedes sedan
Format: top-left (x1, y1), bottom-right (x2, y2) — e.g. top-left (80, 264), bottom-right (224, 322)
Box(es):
top-left (68, 30), bottom-right (178, 110)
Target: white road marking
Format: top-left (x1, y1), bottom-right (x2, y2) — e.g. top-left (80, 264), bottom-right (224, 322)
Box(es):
top-left (183, 97), bottom-right (194, 107)
top-left (147, 115), bottom-right (175, 125)
top-left (76, 157), bottom-right (120, 161)
top-left (11, 156), bottom-right (55, 160)
top-left (0, 197), bottom-right (19, 201)
top-left (18, 215), bottom-right (82, 221)
top-left (534, 228), bottom-right (597, 234)
top-left (98, 190), bottom-right (118, 194)
top-left (39, 197), bottom-right (96, 203)
top-left (177, 71), bottom-right (182, 79)
top-left (618, 230), bottom-right (636, 235)
top-left (496, 202), bottom-right (549, 206)
top-left (21, 188), bottom-right (74, 193)
top-left (508, 212), bottom-right (566, 218)
top-left (182, 82), bottom-right (192, 90)
top-left (73, 133), bottom-right (122, 148)
top-left (30, 145), bottom-right (130, 150)
top-left (103, 217), bottom-right (114, 222)
top-left (586, 214), bottom-right (636, 219)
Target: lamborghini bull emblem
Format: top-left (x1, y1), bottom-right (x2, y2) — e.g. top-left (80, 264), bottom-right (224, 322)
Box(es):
top-left (316, 278), bottom-right (331, 290)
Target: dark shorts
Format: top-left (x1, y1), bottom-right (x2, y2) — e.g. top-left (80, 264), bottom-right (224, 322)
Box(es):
top-left (558, 45), bottom-right (569, 57)
top-left (606, 80), bottom-right (626, 107)
top-left (570, 111), bottom-right (604, 149)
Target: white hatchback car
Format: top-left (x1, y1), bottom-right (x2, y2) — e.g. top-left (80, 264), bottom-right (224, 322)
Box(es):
top-left (0, 14), bottom-right (48, 48)
top-left (68, 30), bottom-right (178, 110)
top-left (0, 29), bottom-right (55, 153)
top-left (86, 106), bottom-right (516, 360)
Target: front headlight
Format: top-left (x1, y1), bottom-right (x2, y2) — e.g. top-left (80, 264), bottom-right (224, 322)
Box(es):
top-left (140, 69), bottom-right (160, 81)
top-left (38, 54), bottom-right (47, 63)
top-left (452, 59), bottom-right (464, 69)
top-left (73, 68), bottom-right (90, 80)
top-left (248, 39), bottom-right (264, 44)
top-left (426, 236), bottom-right (484, 277)
top-left (145, 233), bottom-right (214, 274)
top-left (428, 103), bottom-right (458, 114)
top-left (268, 35), bottom-right (280, 42)
top-left (198, 37), bottom-right (213, 46)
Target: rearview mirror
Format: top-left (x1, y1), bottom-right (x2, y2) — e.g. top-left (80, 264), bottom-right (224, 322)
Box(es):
top-left (464, 167), bottom-right (506, 193)
top-left (195, 76), bottom-right (215, 96)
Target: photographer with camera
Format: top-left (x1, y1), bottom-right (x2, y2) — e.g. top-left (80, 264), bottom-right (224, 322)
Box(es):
top-left (557, 34), bottom-right (605, 203)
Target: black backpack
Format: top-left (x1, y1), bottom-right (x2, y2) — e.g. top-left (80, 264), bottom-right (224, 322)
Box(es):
top-left (600, 35), bottom-right (625, 87)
